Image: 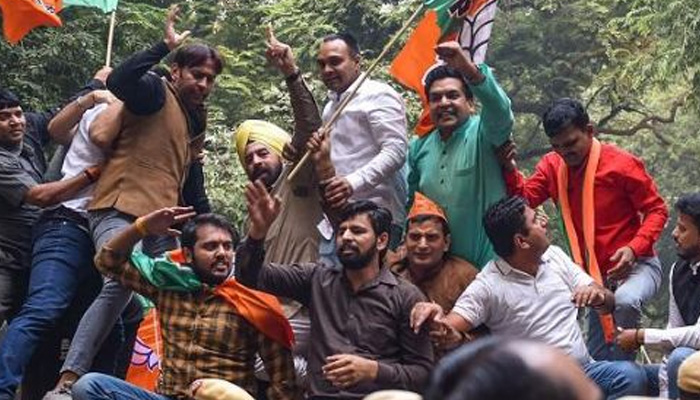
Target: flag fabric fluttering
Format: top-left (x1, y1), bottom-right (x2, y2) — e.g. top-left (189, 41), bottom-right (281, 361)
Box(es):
top-left (62, 0), bottom-right (118, 13)
top-left (390, 0), bottom-right (500, 136)
top-left (0, 0), bottom-right (118, 44)
top-left (0, 0), bottom-right (62, 44)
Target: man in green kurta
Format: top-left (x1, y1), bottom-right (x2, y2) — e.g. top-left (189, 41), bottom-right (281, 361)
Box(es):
top-left (408, 41), bottom-right (514, 268)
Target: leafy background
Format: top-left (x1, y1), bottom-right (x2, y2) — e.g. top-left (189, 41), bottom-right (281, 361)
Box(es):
top-left (2, 0), bottom-right (700, 358)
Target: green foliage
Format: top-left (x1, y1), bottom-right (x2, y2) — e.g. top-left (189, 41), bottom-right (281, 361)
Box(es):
top-left (2, 0), bottom-right (699, 343)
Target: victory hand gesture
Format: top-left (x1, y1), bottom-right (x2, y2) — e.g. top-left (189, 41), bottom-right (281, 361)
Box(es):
top-left (245, 180), bottom-right (281, 240)
top-left (164, 4), bottom-right (192, 51)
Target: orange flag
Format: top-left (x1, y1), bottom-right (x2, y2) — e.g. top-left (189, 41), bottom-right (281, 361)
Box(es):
top-left (390, 0), bottom-right (500, 136)
top-left (0, 0), bottom-right (63, 44)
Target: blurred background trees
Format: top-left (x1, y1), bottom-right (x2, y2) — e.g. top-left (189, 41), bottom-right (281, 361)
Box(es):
top-left (2, 0), bottom-right (699, 345)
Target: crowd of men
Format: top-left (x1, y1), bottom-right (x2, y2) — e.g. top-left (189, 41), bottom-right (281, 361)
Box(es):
top-left (1, 5), bottom-right (700, 400)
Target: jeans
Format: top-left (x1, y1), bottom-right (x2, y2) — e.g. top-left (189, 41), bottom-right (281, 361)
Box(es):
top-left (0, 262), bottom-right (28, 327)
top-left (0, 218), bottom-right (95, 400)
top-left (667, 346), bottom-right (696, 398)
top-left (583, 360), bottom-right (647, 399)
top-left (72, 373), bottom-right (170, 400)
top-left (61, 209), bottom-right (176, 376)
top-left (587, 257), bottom-right (662, 361)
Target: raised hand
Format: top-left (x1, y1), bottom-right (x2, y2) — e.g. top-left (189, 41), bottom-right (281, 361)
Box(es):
top-left (265, 25), bottom-right (298, 77)
top-left (164, 4), bottom-right (192, 51)
top-left (496, 139), bottom-right (518, 172)
top-left (435, 41), bottom-right (483, 82)
top-left (245, 180), bottom-right (281, 240)
top-left (137, 206), bottom-right (196, 237)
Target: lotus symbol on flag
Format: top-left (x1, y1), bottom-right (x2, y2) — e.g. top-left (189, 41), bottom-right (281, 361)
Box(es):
top-left (131, 337), bottom-right (160, 371)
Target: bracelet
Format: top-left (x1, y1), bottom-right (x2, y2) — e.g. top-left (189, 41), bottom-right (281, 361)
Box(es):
top-left (134, 217), bottom-right (149, 236)
top-left (635, 328), bottom-right (643, 345)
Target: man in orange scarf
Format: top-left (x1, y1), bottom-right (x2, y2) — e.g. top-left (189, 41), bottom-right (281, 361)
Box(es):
top-left (499, 98), bottom-right (668, 361)
top-left (70, 208), bottom-right (300, 400)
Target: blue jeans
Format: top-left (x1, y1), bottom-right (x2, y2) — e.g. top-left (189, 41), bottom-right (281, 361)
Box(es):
top-left (583, 360), bottom-right (647, 399)
top-left (587, 257), bottom-right (662, 361)
top-left (72, 373), bottom-right (169, 400)
top-left (667, 346), bottom-right (696, 398)
top-left (0, 219), bottom-right (95, 400)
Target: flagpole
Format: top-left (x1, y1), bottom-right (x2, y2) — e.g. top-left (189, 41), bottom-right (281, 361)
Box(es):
top-left (105, 10), bottom-right (116, 66)
top-left (286, 3), bottom-right (426, 182)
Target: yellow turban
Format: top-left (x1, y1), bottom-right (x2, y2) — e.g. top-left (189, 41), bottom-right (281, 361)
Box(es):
top-left (233, 119), bottom-right (291, 166)
top-left (679, 350), bottom-right (700, 394)
top-left (190, 379), bottom-right (255, 400)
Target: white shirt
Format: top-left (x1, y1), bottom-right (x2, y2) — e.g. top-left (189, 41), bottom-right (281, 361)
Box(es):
top-left (323, 75), bottom-right (408, 224)
top-left (645, 261), bottom-right (700, 349)
top-left (61, 104), bottom-right (107, 214)
top-left (452, 245), bottom-right (595, 364)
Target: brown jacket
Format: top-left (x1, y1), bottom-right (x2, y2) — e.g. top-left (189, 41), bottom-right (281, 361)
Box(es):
top-left (90, 81), bottom-right (202, 217)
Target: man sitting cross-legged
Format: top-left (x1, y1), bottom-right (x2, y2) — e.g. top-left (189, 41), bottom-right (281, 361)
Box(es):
top-left (71, 208), bottom-right (300, 400)
top-left (411, 196), bottom-right (647, 399)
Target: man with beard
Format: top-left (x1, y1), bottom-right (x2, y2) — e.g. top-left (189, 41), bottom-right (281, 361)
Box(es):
top-left (236, 182), bottom-right (434, 399)
top-left (46, 5), bottom-right (223, 395)
top-left (500, 98), bottom-right (667, 361)
top-left (264, 32), bottom-right (408, 254)
top-left (407, 41), bottom-right (514, 269)
top-left (617, 193), bottom-right (700, 398)
top-left (69, 207), bottom-right (300, 400)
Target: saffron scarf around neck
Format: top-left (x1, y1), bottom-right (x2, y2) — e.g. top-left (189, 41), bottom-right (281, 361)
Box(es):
top-left (556, 138), bottom-right (615, 344)
top-left (130, 250), bottom-right (294, 349)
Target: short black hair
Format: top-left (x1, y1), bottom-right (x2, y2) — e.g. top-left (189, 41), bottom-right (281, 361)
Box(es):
top-left (172, 43), bottom-right (224, 75)
top-left (424, 337), bottom-right (580, 400)
top-left (483, 196), bottom-right (528, 258)
top-left (181, 213), bottom-right (239, 251)
top-left (0, 89), bottom-right (21, 111)
top-left (424, 65), bottom-right (473, 100)
top-left (676, 193), bottom-right (700, 231)
top-left (542, 98), bottom-right (590, 138)
top-left (408, 214), bottom-right (451, 236)
top-left (322, 32), bottom-right (361, 58)
top-left (339, 200), bottom-right (392, 240)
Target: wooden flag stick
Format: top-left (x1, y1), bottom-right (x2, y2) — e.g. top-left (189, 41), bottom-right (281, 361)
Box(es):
top-left (105, 10), bottom-right (117, 66)
top-left (286, 2), bottom-right (426, 182)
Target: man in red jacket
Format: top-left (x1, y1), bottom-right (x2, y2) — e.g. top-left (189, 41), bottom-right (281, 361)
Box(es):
top-left (500, 97), bottom-right (668, 361)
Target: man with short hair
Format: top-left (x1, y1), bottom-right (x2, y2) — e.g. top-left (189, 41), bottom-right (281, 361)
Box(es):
top-left (500, 97), bottom-right (667, 360)
top-left (0, 89), bottom-right (119, 399)
top-left (69, 208), bottom-right (299, 400)
top-left (389, 192), bottom-right (477, 314)
top-left (50, 6), bottom-right (224, 392)
top-left (267, 32), bottom-right (408, 252)
top-left (236, 183), bottom-right (434, 399)
top-left (617, 193), bottom-right (700, 398)
top-left (408, 41), bottom-right (514, 269)
top-left (411, 196), bottom-right (648, 399)
top-left (0, 74), bottom-right (107, 327)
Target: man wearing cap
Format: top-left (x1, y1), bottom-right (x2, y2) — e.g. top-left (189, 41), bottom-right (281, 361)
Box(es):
top-left (407, 41), bottom-right (514, 269)
top-left (390, 192), bottom-right (478, 315)
top-left (230, 34), bottom-right (341, 388)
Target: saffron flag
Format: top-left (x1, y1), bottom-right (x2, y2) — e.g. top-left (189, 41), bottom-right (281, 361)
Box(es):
top-left (126, 307), bottom-right (162, 391)
top-left (0, 0), bottom-right (62, 44)
top-left (390, 0), bottom-right (499, 135)
top-left (62, 0), bottom-right (118, 13)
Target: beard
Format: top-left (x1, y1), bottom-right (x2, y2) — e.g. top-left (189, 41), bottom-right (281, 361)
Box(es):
top-left (676, 242), bottom-right (700, 261)
top-left (251, 163), bottom-right (282, 188)
top-left (338, 243), bottom-right (376, 271)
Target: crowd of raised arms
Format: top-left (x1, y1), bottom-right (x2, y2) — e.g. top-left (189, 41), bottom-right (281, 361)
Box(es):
top-left (2, 5), bottom-right (700, 400)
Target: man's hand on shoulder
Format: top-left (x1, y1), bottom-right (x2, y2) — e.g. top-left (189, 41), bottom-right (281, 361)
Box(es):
top-left (322, 354), bottom-right (378, 389)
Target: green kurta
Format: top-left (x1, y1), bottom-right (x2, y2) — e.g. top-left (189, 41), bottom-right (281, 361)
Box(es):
top-left (408, 64), bottom-right (513, 268)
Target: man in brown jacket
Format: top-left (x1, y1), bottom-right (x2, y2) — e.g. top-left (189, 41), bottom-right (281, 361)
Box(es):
top-left (46, 6), bottom-right (223, 397)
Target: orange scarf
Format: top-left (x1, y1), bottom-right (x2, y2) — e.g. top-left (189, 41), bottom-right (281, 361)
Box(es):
top-left (214, 279), bottom-right (294, 350)
top-left (556, 138), bottom-right (615, 344)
